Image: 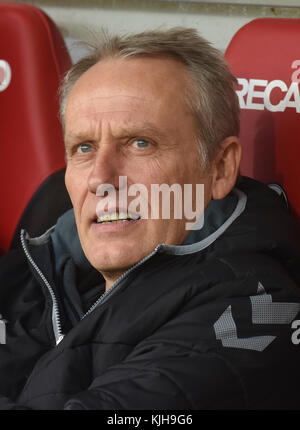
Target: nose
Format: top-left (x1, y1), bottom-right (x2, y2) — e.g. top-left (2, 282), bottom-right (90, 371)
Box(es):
top-left (88, 142), bottom-right (122, 194)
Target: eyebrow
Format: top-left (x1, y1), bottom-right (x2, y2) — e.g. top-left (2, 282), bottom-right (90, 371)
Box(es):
top-left (115, 122), bottom-right (168, 140)
top-left (65, 121), bottom-right (168, 147)
top-left (64, 133), bottom-right (90, 147)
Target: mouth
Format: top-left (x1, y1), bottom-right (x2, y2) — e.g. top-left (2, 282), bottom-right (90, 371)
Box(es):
top-left (94, 211), bottom-right (141, 225)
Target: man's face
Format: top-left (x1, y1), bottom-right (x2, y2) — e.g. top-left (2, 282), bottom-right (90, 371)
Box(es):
top-left (65, 56), bottom-right (214, 278)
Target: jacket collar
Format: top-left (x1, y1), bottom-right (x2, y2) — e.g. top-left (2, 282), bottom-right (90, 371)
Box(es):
top-left (23, 185), bottom-right (247, 272)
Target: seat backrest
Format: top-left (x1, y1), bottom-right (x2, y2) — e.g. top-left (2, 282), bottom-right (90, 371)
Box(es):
top-left (0, 2), bottom-right (72, 254)
top-left (225, 18), bottom-right (300, 222)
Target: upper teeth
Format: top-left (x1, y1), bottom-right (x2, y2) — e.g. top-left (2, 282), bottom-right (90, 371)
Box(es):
top-left (97, 212), bottom-right (139, 223)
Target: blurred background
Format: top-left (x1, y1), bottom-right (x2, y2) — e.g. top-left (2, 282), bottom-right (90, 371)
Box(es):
top-left (5, 0), bottom-right (300, 62)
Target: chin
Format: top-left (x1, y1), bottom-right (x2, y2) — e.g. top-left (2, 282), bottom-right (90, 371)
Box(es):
top-left (84, 243), bottom-right (144, 274)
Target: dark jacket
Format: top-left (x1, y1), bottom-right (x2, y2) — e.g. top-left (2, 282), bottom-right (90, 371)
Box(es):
top-left (1, 177), bottom-right (300, 410)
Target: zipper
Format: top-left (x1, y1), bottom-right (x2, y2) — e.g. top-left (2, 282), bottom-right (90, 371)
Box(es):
top-left (81, 245), bottom-right (162, 320)
top-left (21, 230), bottom-right (65, 346)
top-left (21, 229), bottom-right (162, 341)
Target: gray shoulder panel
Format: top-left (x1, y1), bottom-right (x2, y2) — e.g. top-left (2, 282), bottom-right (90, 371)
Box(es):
top-left (158, 188), bottom-right (247, 256)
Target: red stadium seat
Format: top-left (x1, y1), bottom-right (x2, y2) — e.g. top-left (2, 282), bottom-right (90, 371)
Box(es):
top-left (225, 18), bottom-right (300, 222)
top-left (0, 2), bottom-right (72, 254)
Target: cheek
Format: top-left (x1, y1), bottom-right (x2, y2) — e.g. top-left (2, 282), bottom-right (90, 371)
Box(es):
top-left (65, 166), bottom-right (86, 213)
top-left (145, 156), bottom-right (180, 185)
top-left (65, 167), bottom-right (76, 203)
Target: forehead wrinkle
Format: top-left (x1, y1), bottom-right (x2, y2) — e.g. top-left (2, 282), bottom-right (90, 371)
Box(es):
top-left (65, 114), bottom-right (168, 146)
top-left (65, 89), bottom-right (176, 143)
top-left (69, 93), bottom-right (154, 114)
top-left (66, 100), bottom-right (154, 135)
top-left (112, 121), bottom-right (168, 141)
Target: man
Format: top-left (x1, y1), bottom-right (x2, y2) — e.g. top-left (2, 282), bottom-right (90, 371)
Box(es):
top-left (1, 27), bottom-right (300, 410)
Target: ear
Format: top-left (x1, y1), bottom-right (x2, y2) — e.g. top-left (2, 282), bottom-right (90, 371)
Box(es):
top-left (211, 136), bottom-right (242, 200)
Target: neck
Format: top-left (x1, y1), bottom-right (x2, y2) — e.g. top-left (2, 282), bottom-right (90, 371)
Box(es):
top-left (101, 270), bottom-right (127, 291)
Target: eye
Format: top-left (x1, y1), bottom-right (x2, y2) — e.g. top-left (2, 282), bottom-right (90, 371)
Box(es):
top-left (77, 143), bottom-right (92, 154)
top-left (132, 139), bottom-right (150, 149)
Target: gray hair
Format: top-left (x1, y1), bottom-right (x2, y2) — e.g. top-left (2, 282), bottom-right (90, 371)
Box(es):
top-left (59, 27), bottom-right (240, 167)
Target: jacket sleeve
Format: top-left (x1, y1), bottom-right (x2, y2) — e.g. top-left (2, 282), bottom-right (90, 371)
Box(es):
top-left (62, 344), bottom-right (246, 410)
top-left (62, 282), bottom-right (300, 410)
top-left (0, 347), bottom-right (245, 410)
top-left (62, 281), bottom-right (300, 409)
top-left (2, 298), bottom-right (299, 410)
top-left (0, 395), bottom-right (30, 410)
